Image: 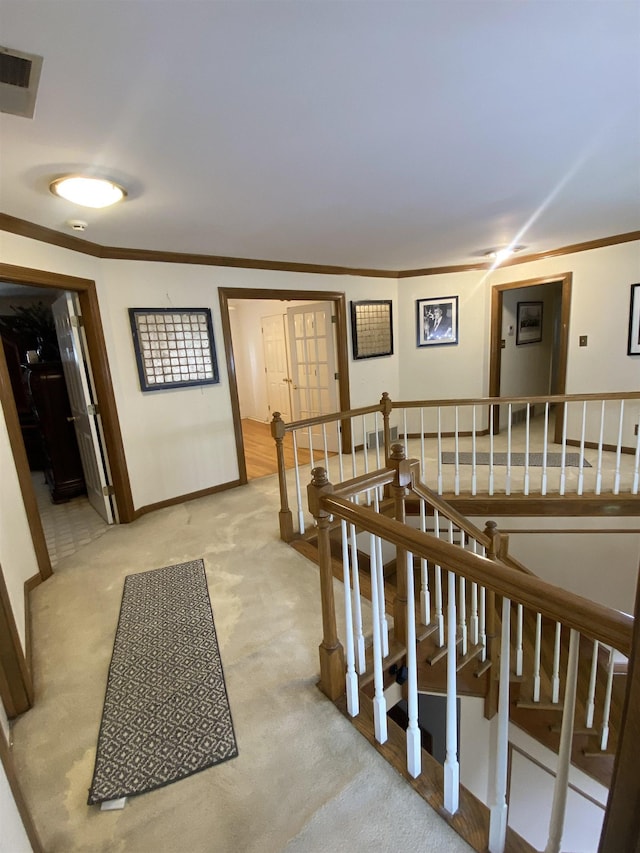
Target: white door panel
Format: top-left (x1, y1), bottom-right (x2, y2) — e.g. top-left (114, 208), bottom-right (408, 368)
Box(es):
top-left (262, 313), bottom-right (292, 423)
top-left (52, 293), bottom-right (114, 523)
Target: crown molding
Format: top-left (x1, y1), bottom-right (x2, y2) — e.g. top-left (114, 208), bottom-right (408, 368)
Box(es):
top-left (1, 213), bottom-right (638, 279)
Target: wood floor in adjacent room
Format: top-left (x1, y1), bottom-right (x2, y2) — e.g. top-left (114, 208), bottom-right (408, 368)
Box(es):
top-left (241, 418), bottom-right (314, 480)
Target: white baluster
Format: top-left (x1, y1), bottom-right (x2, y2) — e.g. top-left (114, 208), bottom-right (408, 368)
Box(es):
top-left (373, 490), bottom-right (389, 658)
top-left (322, 423), bottom-right (330, 475)
top-left (596, 400), bottom-right (605, 495)
top-left (544, 630), bottom-right (580, 853)
top-left (469, 538), bottom-right (479, 645)
top-left (419, 499), bottom-right (431, 625)
top-left (341, 520), bottom-right (359, 717)
top-left (437, 407), bottom-right (443, 495)
top-left (533, 613), bottom-right (542, 703)
top-left (541, 401), bottom-right (549, 496)
top-left (488, 595), bottom-right (511, 853)
top-left (515, 603), bottom-right (523, 678)
top-left (406, 550), bottom-right (421, 778)
top-left (307, 426), bottom-right (315, 470)
top-left (585, 640), bottom-right (599, 729)
top-left (433, 510), bottom-right (445, 647)
top-left (454, 406), bottom-right (460, 495)
top-left (444, 569), bottom-right (459, 815)
top-left (351, 416), bottom-right (358, 479)
top-left (489, 405), bottom-right (495, 495)
top-left (420, 407), bottom-right (426, 484)
top-left (480, 584), bottom-right (487, 662)
top-left (552, 622), bottom-right (562, 704)
top-left (336, 420), bottom-right (344, 482)
top-left (577, 400), bottom-right (587, 496)
top-left (458, 531), bottom-right (467, 657)
top-left (362, 415), bottom-right (370, 502)
top-left (559, 402), bottom-right (567, 496)
top-left (506, 403), bottom-right (512, 496)
top-left (471, 405), bottom-right (477, 496)
top-left (614, 400), bottom-right (624, 494)
top-left (349, 521), bottom-right (366, 674)
top-left (600, 646), bottom-right (615, 751)
top-left (524, 402), bottom-right (530, 496)
top-left (369, 532), bottom-right (387, 744)
top-left (292, 431), bottom-right (305, 535)
top-left (403, 408), bottom-right (409, 457)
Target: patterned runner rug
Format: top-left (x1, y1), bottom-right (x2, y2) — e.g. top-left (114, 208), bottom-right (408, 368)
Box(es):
top-left (440, 452), bottom-right (591, 467)
top-left (88, 559), bottom-right (238, 804)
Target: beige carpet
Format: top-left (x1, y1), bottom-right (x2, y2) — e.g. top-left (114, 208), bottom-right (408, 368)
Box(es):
top-left (12, 473), bottom-right (472, 853)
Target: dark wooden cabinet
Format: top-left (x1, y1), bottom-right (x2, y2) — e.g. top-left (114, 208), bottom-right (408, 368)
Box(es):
top-left (24, 362), bottom-right (86, 502)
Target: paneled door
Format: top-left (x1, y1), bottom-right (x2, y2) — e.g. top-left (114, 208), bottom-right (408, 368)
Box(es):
top-left (262, 313), bottom-right (292, 423)
top-left (286, 302), bottom-right (339, 450)
top-left (52, 293), bottom-right (115, 523)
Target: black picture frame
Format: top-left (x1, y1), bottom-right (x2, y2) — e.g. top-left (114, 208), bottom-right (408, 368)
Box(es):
top-left (350, 300), bottom-right (394, 359)
top-left (516, 301), bottom-right (543, 345)
top-left (129, 307), bottom-right (219, 392)
top-left (628, 283), bottom-right (640, 356)
top-left (416, 296), bottom-right (458, 347)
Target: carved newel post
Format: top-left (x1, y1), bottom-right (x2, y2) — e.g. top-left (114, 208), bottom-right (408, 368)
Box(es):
top-left (307, 467), bottom-right (345, 701)
top-left (380, 392), bottom-right (393, 464)
top-left (388, 443), bottom-right (413, 645)
top-left (270, 411), bottom-right (294, 541)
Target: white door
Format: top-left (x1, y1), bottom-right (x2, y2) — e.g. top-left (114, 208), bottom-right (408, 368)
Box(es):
top-left (262, 313), bottom-right (292, 422)
top-left (52, 293), bottom-right (114, 523)
top-left (286, 302), bottom-right (339, 450)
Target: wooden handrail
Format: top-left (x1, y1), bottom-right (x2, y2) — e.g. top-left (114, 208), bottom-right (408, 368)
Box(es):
top-left (279, 402), bottom-right (382, 433)
top-left (332, 467), bottom-right (396, 499)
top-left (410, 478), bottom-right (491, 549)
top-left (321, 493), bottom-right (634, 655)
top-left (389, 391), bottom-right (640, 409)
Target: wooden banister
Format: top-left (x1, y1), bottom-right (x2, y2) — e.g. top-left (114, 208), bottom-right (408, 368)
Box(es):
top-left (391, 391), bottom-right (640, 409)
top-left (281, 403), bottom-right (382, 434)
top-left (320, 493), bottom-right (634, 655)
top-left (411, 478), bottom-right (491, 548)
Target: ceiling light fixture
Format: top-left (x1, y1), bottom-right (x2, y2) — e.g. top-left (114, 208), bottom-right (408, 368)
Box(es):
top-left (50, 175), bottom-right (127, 208)
top-left (484, 245), bottom-right (526, 265)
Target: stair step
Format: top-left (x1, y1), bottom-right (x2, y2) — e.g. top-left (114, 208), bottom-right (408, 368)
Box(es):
top-left (416, 621), bottom-right (440, 642)
top-left (516, 698), bottom-right (563, 711)
top-left (456, 643), bottom-right (484, 673)
top-left (475, 658), bottom-right (492, 678)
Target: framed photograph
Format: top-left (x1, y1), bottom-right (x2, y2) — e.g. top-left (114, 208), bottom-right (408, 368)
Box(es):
top-left (628, 283), bottom-right (640, 355)
top-left (129, 308), bottom-right (219, 392)
top-left (516, 301), bottom-right (543, 345)
top-left (416, 296), bottom-right (458, 347)
top-left (350, 300), bottom-right (393, 359)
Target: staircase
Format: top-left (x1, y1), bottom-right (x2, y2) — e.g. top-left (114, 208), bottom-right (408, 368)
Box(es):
top-left (299, 447), bottom-right (635, 853)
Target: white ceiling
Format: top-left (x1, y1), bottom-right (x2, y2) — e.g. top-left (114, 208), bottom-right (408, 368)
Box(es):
top-left (1, 0), bottom-right (639, 271)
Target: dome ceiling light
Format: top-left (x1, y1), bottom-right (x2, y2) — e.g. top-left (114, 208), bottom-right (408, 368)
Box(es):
top-left (483, 245), bottom-right (527, 265)
top-left (50, 175), bottom-right (127, 208)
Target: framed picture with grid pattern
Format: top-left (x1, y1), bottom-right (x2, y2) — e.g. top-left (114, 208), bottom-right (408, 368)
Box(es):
top-left (350, 300), bottom-right (393, 360)
top-left (129, 308), bottom-right (219, 392)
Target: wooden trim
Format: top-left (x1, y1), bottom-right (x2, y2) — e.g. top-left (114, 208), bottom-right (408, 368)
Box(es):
top-left (4, 213), bottom-right (637, 279)
top-left (0, 564), bottom-right (33, 717)
top-left (133, 478), bottom-right (243, 518)
top-left (398, 231), bottom-right (640, 277)
top-left (0, 339), bottom-right (52, 581)
top-left (0, 263), bottom-right (135, 523)
top-left (23, 574), bottom-right (41, 678)
top-left (565, 437), bottom-right (636, 456)
top-left (599, 559), bottom-right (640, 852)
top-left (322, 493), bottom-right (634, 653)
top-left (403, 429), bottom-right (490, 440)
top-left (447, 494), bottom-right (640, 517)
top-left (0, 726), bottom-right (44, 853)
top-left (218, 287), bottom-right (352, 483)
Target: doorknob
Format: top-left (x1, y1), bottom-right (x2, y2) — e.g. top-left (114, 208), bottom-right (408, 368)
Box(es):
top-left (67, 415), bottom-right (80, 422)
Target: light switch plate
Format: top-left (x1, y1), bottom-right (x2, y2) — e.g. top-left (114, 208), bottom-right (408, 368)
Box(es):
top-left (579, 335), bottom-right (588, 347)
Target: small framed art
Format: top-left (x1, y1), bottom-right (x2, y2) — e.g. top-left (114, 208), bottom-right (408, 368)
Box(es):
top-left (516, 301), bottom-right (543, 345)
top-left (628, 283), bottom-right (640, 355)
top-left (350, 300), bottom-right (393, 359)
top-left (416, 296), bottom-right (458, 347)
top-left (129, 308), bottom-right (219, 392)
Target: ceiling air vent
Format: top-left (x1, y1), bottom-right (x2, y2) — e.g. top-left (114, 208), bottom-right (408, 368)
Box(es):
top-left (0, 47), bottom-right (43, 118)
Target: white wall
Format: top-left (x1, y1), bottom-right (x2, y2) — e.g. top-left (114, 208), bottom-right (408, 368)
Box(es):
top-left (0, 755), bottom-right (31, 853)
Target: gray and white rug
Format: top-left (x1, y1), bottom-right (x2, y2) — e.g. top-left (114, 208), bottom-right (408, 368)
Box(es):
top-left (440, 452), bottom-right (591, 467)
top-left (88, 559), bottom-right (238, 804)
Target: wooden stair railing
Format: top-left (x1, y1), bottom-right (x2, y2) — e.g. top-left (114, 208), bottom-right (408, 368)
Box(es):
top-left (306, 453), bottom-right (635, 853)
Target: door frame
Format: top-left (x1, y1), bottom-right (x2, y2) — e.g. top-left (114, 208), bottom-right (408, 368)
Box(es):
top-left (489, 272), bottom-right (572, 441)
top-left (218, 287), bottom-right (351, 483)
top-left (0, 263), bottom-right (134, 538)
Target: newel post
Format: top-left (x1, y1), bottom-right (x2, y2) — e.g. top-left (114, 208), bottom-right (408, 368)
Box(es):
top-left (308, 467), bottom-right (345, 701)
top-left (271, 412), bottom-right (294, 542)
top-left (388, 443), bottom-right (413, 645)
top-left (484, 520), bottom-right (502, 720)
top-left (380, 392), bottom-right (393, 464)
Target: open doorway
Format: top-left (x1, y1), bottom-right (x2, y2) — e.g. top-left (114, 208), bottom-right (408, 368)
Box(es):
top-left (219, 287), bottom-right (351, 482)
top-left (1, 283), bottom-right (115, 566)
top-left (489, 273), bottom-right (572, 441)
